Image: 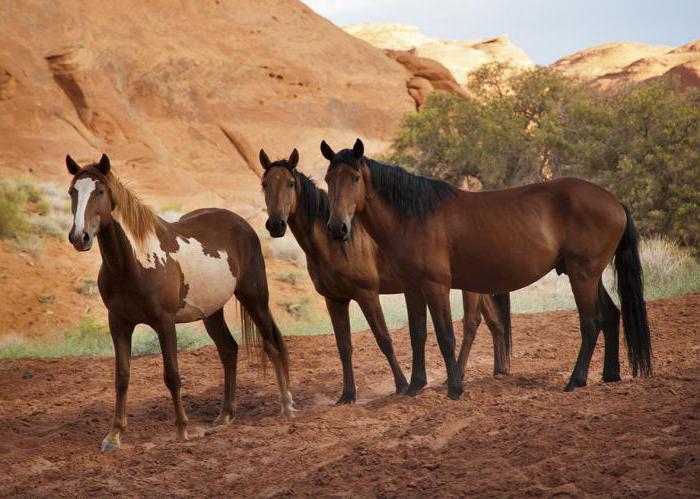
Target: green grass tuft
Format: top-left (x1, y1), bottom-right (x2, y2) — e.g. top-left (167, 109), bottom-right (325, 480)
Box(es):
top-left (0, 317), bottom-right (213, 359)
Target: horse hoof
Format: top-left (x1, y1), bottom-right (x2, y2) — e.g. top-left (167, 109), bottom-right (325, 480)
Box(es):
top-left (176, 429), bottom-right (189, 442)
top-left (281, 404), bottom-right (299, 417)
top-left (101, 439), bottom-right (121, 453)
top-left (564, 380), bottom-right (586, 392)
top-left (395, 383), bottom-right (409, 395)
top-left (336, 394), bottom-right (356, 405)
top-left (447, 385), bottom-right (463, 400)
top-left (603, 373), bottom-right (622, 383)
top-left (406, 381), bottom-right (426, 397)
top-left (211, 413), bottom-right (234, 427)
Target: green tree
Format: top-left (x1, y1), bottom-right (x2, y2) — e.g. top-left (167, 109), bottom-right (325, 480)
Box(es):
top-left (387, 68), bottom-right (700, 252)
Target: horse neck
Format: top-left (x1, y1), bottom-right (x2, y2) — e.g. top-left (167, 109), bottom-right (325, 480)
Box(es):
top-left (288, 206), bottom-right (327, 257)
top-left (358, 190), bottom-right (404, 248)
top-left (96, 219), bottom-right (140, 277)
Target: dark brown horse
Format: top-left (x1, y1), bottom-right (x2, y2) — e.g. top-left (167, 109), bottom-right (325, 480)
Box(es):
top-left (323, 139), bottom-right (652, 400)
top-left (65, 154), bottom-right (294, 452)
top-left (260, 148), bottom-right (511, 403)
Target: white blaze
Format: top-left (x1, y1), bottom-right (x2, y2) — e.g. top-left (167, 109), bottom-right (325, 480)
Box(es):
top-left (73, 177), bottom-right (97, 235)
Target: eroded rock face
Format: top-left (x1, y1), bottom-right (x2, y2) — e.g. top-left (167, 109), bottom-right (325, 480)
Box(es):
top-left (385, 49), bottom-right (466, 109)
top-left (0, 0), bottom-right (414, 212)
top-left (552, 40), bottom-right (700, 91)
top-left (346, 24), bottom-right (533, 86)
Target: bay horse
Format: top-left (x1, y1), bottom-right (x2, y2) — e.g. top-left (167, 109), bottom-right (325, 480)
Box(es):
top-left (323, 139), bottom-right (652, 400)
top-left (65, 154), bottom-right (294, 452)
top-left (260, 148), bottom-right (511, 403)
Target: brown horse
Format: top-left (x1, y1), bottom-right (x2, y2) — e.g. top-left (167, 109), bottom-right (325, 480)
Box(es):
top-left (260, 148), bottom-right (511, 403)
top-left (65, 154), bottom-right (294, 452)
top-left (323, 139), bottom-right (652, 400)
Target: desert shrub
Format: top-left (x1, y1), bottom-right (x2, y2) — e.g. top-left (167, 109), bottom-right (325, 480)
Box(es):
top-left (388, 66), bottom-right (700, 253)
top-left (266, 234), bottom-right (306, 266)
top-left (275, 272), bottom-right (305, 285)
top-left (0, 178), bottom-right (72, 247)
top-left (279, 296), bottom-right (311, 320)
top-left (76, 278), bottom-right (98, 296)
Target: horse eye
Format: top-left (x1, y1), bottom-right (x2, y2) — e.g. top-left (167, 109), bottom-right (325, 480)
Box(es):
top-left (289, 180), bottom-right (296, 188)
top-left (353, 175), bottom-right (360, 183)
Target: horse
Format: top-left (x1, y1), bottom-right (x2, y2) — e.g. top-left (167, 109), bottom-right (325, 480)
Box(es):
top-left (65, 153), bottom-right (295, 452)
top-left (323, 139), bottom-right (652, 400)
top-left (259, 148), bottom-right (511, 403)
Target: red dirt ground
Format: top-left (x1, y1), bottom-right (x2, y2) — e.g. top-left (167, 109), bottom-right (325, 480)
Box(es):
top-left (1, 294), bottom-right (698, 497)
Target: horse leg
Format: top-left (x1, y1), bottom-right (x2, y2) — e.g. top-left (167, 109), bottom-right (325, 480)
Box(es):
top-left (457, 291), bottom-right (481, 380)
top-left (356, 293), bottom-right (408, 395)
top-left (598, 283), bottom-right (622, 383)
top-left (565, 275), bottom-right (601, 392)
top-left (480, 294), bottom-right (510, 376)
top-left (202, 308), bottom-right (239, 426)
top-left (424, 283), bottom-right (463, 400)
top-left (237, 290), bottom-right (296, 416)
top-left (155, 320), bottom-right (188, 441)
top-left (101, 313), bottom-right (134, 453)
top-left (404, 289), bottom-right (428, 396)
top-left (325, 297), bottom-right (356, 404)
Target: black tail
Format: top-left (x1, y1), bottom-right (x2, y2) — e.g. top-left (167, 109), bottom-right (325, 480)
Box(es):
top-left (492, 293), bottom-right (512, 369)
top-left (614, 205), bottom-right (652, 377)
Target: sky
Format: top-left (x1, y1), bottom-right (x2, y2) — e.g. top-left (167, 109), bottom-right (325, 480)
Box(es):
top-left (303, 0), bottom-right (699, 65)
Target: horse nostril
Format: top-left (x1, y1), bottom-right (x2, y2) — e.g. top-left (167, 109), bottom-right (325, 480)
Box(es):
top-left (341, 223), bottom-right (348, 235)
top-left (280, 220), bottom-right (286, 229)
top-left (82, 232), bottom-right (90, 244)
top-left (265, 220), bottom-right (272, 232)
top-left (326, 223), bottom-right (332, 233)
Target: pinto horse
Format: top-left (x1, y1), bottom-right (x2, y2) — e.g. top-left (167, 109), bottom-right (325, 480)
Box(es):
top-left (260, 148), bottom-right (511, 403)
top-left (323, 139), bottom-right (652, 400)
top-left (65, 154), bottom-right (294, 452)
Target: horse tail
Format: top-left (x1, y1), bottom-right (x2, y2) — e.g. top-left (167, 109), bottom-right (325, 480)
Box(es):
top-left (238, 301), bottom-right (290, 380)
top-left (492, 292), bottom-right (512, 369)
top-left (239, 301), bottom-right (266, 372)
top-left (614, 205), bottom-right (652, 377)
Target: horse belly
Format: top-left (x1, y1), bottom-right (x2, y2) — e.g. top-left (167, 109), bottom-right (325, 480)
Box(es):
top-left (172, 238), bottom-right (237, 323)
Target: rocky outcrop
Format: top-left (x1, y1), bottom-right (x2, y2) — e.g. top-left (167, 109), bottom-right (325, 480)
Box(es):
top-left (552, 40), bottom-right (700, 91)
top-left (0, 1), bottom-right (414, 212)
top-left (385, 49), bottom-right (466, 109)
top-left (346, 24), bottom-right (533, 86)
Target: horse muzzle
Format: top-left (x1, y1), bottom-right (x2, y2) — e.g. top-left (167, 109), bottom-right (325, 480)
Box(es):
top-left (69, 229), bottom-right (94, 251)
top-left (327, 220), bottom-right (350, 241)
top-left (265, 218), bottom-right (287, 238)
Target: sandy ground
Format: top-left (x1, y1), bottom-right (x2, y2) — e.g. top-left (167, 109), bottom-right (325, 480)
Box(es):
top-left (0, 294), bottom-right (698, 497)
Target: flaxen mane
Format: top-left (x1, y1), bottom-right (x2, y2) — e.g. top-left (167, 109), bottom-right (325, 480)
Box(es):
top-left (102, 171), bottom-right (162, 247)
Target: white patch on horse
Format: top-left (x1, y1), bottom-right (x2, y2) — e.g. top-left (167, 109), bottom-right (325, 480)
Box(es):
top-left (113, 212), bottom-right (167, 269)
top-left (73, 177), bottom-right (96, 235)
top-left (171, 238), bottom-right (236, 322)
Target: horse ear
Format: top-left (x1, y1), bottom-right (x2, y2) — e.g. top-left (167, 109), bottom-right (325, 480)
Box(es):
top-left (320, 140), bottom-right (335, 161)
top-left (66, 155), bottom-right (80, 175)
top-left (259, 149), bottom-right (272, 170)
top-left (288, 148), bottom-right (299, 170)
top-left (97, 154), bottom-right (111, 175)
top-left (352, 138), bottom-right (364, 159)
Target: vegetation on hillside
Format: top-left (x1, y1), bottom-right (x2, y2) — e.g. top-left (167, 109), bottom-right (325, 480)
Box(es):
top-left (387, 65), bottom-right (700, 253)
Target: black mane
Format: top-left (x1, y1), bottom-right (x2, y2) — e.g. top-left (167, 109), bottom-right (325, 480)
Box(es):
top-left (295, 170), bottom-right (330, 234)
top-left (365, 158), bottom-right (457, 219)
